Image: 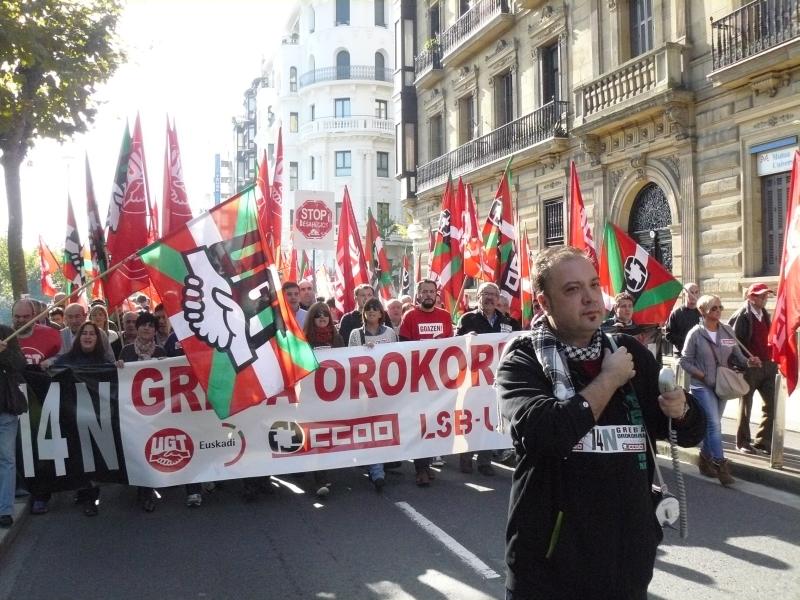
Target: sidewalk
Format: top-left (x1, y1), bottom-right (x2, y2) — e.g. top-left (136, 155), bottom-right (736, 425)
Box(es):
top-left (657, 416), bottom-right (800, 494)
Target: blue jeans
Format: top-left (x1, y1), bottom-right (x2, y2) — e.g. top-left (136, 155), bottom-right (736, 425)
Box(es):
top-left (368, 464), bottom-right (384, 481)
top-left (0, 412), bottom-right (19, 516)
top-left (691, 385), bottom-right (726, 461)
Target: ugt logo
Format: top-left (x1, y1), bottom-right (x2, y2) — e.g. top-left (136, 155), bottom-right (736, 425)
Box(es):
top-left (145, 428), bottom-right (194, 473)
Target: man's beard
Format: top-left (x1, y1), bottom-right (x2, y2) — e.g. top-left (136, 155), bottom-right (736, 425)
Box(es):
top-left (420, 298), bottom-right (435, 309)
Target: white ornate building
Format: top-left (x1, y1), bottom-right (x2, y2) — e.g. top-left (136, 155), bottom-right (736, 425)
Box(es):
top-left (233, 0), bottom-right (402, 276)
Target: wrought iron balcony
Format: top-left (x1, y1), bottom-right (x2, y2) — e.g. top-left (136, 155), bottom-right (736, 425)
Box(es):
top-left (574, 43), bottom-right (687, 130)
top-left (299, 116), bottom-right (393, 138)
top-left (439, 0), bottom-right (513, 67)
top-left (414, 45), bottom-right (443, 87)
top-left (416, 100), bottom-right (569, 192)
top-left (711, 0), bottom-right (800, 71)
top-left (299, 65), bottom-right (393, 88)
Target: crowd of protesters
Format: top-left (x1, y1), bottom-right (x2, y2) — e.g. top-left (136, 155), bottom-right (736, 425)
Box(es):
top-left (0, 274), bottom-right (780, 527)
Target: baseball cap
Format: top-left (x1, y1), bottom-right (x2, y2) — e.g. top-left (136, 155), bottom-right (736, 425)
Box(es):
top-left (746, 283), bottom-right (774, 296)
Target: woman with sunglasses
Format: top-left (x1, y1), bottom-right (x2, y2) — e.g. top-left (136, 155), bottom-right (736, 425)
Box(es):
top-left (348, 298), bottom-right (398, 491)
top-left (680, 294), bottom-right (759, 486)
top-left (300, 302), bottom-right (345, 498)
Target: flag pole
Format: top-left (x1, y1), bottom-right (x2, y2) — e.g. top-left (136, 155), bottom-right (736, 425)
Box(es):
top-left (3, 253), bottom-right (137, 344)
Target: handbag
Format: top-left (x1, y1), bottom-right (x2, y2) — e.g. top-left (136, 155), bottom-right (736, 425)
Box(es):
top-left (703, 327), bottom-right (750, 401)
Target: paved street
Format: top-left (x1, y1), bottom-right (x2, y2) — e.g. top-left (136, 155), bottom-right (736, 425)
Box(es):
top-left (0, 454), bottom-right (798, 600)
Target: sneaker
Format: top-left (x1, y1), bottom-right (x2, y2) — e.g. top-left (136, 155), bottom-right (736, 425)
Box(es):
top-left (0, 515), bottom-right (12, 528)
top-left (431, 456), bottom-right (445, 467)
top-left (415, 470), bottom-right (430, 487)
top-left (31, 500), bottom-right (49, 515)
top-left (477, 464), bottom-right (496, 477)
top-left (372, 478), bottom-right (385, 493)
top-left (315, 485), bottom-right (330, 498)
top-left (752, 443), bottom-right (771, 456)
top-left (186, 493), bottom-right (202, 508)
top-left (737, 443), bottom-right (756, 455)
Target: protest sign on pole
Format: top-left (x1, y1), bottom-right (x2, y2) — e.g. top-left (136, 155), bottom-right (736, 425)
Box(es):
top-left (292, 190), bottom-right (336, 252)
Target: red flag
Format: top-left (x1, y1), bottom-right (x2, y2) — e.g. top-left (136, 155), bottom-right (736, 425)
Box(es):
top-left (162, 118), bottom-right (193, 235)
top-left (300, 250), bottom-right (313, 283)
top-left (270, 128), bottom-right (284, 255)
top-left (414, 249), bottom-right (422, 290)
top-left (463, 183), bottom-right (483, 279)
top-left (769, 150), bottom-right (800, 393)
top-left (255, 149), bottom-right (273, 262)
top-left (288, 245), bottom-right (299, 282)
top-left (519, 224), bottom-right (535, 329)
top-left (334, 187), bottom-right (369, 313)
top-left (105, 115), bottom-right (151, 309)
top-left (568, 161), bottom-right (599, 270)
top-left (38, 236), bottom-right (60, 297)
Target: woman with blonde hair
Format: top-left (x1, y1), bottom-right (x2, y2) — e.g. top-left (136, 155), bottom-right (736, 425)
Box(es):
top-left (680, 294), bottom-right (760, 486)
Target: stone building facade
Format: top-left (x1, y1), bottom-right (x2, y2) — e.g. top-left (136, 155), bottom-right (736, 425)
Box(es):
top-left (393, 0), bottom-right (800, 308)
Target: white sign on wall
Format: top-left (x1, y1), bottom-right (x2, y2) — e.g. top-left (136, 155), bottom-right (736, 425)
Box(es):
top-left (757, 146), bottom-right (798, 176)
top-left (292, 190), bottom-right (336, 251)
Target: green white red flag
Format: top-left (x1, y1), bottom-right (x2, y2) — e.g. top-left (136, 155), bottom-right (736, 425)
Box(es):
top-left (105, 116), bottom-right (151, 309)
top-left (63, 195), bottom-right (84, 301)
top-left (519, 224), bottom-right (535, 329)
top-left (598, 222), bottom-right (682, 325)
top-left (482, 162), bottom-right (522, 320)
top-left (38, 235), bottom-right (60, 298)
top-left (769, 150), bottom-right (800, 393)
top-left (429, 176), bottom-right (468, 321)
top-left (365, 207), bottom-right (394, 300)
top-left (334, 186), bottom-right (369, 313)
top-left (138, 184), bottom-right (319, 419)
top-left (568, 161), bottom-right (599, 270)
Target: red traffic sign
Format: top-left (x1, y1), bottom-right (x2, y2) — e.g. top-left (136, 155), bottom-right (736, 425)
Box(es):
top-left (295, 199), bottom-right (333, 240)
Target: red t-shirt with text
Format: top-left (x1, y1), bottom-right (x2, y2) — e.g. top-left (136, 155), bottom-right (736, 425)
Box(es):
top-left (19, 324), bottom-right (62, 365)
top-left (399, 307), bottom-right (454, 340)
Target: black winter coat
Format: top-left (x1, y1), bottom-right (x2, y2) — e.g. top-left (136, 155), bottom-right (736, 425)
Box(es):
top-left (495, 332), bottom-right (705, 599)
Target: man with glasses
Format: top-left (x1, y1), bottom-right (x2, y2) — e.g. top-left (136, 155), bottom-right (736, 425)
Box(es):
top-left (456, 283), bottom-right (520, 475)
top-left (399, 279), bottom-right (454, 486)
top-left (728, 283), bottom-right (777, 455)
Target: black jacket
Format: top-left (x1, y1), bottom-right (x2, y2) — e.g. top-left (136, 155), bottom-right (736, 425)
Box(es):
top-left (456, 309), bottom-right (520, 335)
top-left (0, 325), bottom-right (27, 415)
top-left (729, 303), bottom-right (771, 352)
top-left (495, 332), bottom-right (704, 599)
top-left (665, 305), bottom-right (701, 354)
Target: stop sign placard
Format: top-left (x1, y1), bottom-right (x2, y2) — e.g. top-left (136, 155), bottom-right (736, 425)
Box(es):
top-left (296, 199), bottom-right (333, 240)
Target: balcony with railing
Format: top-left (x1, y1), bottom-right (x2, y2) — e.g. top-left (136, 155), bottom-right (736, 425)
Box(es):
top-left (416, 100), bottom-right (569, 193)
top-left (573, 43), bottom-right (688, 132)
top-left (299, 65), bottom-right (393, 88)
top-left (710, 0), bottom-right (800, 87)
top-left (299, 116), bottom-right (393, 138)
top-left (414, 44), bottom-right (443, 88)
top-left (439, 0), bottom-right (514, 68)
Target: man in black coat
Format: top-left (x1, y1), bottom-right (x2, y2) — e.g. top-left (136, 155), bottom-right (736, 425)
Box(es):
top-left (495, 246), bottom-right (704, 600)
top-left (665, 282), bottom-right (701, 356)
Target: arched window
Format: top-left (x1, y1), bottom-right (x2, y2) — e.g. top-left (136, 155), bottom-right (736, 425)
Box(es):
top-left (628, 182), bottom-right (673, 271)
top-left (289, 67), bottom-right (297, 93)
top-left (374, 52), bottom-right (386, 81)
top-left (336, 50), bottom-right (350, 79)
top-left (308, 6), bottom-right (315, 32)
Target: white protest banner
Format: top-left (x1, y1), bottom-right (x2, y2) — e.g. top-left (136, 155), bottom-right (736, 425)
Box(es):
top-left (118, 332), bottom-right (520, 487)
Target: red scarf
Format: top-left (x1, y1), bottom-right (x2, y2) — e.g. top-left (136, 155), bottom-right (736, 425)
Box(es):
top-left (313, 326), bottom-right (333, 347)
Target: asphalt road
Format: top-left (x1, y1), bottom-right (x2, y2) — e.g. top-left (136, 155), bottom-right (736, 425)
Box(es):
top-left (0, 456), bottom-right (798, 600)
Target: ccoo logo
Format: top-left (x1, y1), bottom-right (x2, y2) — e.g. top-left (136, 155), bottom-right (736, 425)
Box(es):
top-left (145, 428), bottom-right (194, 472)
top-left (267, 421), bottom-right (305, 454)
